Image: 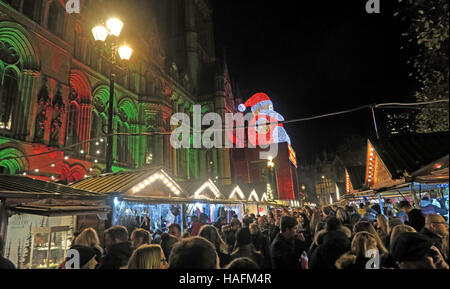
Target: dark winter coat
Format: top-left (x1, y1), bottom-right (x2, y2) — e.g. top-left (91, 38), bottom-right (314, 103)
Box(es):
top-left (0, 256), bottom-right (15, 269)
top-left (251, 232), bottom-right (271, 269)
top-left (231, 244), bottom-right (264, 269)
top-left (420, 227), bottom-right (444, 255)
top-left (269, 224), bottom-right (280, 244)
top-left (98, 242), bottom-right (134, 269)
top-left (406, 209), bottom-right (425, 232)
top-left (224, 229), bottom-right (237, 253)
top-left (271, 233), bottom-right (307, 269)
top-left (217, 251), bottom-right (232, 268)
top-left (309, 230), bottom-right (351, 269)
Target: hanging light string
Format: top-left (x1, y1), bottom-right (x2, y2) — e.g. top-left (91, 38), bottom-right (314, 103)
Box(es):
top-left (1, 99), bottom-right (448, 163)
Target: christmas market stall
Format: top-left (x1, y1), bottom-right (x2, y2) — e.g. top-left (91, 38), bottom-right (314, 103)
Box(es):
top-left (0, 175), bottom-right (109, 269)
top-left (70, 168), bottom-right (188, 234)
top-left (346, 132), bottom-right (449, 216)
top-left (180, 179), bottom-right (244, 225)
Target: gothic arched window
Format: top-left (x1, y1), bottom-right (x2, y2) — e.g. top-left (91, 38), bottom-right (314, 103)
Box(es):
top-left (0, 70), bottom-right (19, 131)
top-left (48, 1), bottom-right (64, 37)
top-left (66, 102), bottom-right (80, 147)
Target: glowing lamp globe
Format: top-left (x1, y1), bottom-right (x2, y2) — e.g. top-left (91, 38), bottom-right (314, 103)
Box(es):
top-left (118, 45), bottom-right (133, 60)
top-left (92, 25), bottom-right (108, 42)
top-left (106, 18), bottom-right (124, 37)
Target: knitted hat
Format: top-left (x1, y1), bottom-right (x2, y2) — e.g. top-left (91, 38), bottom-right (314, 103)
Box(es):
top-left (238, 93), bottom-right (273, 112)
top-left (390, 232), bottom-right (433, 262)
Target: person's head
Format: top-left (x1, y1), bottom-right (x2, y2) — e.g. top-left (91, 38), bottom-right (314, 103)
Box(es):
top-left (104, 225), bottom-right (129, 248)
top-left (359, 203), bottom-right (365, 209)
top-left (280, 215), bottom-right (298, 239)
top-left (168, 237), bottom-right (219, 269)
top-left (325, 217), bottom-right (341, 232)
top-left (249, 223), bottom-right (260, 236)
top-left (353, 221), bottom-right (387, 254)
top-left (376, 215), bottom-right (390, 235)
top-left (242, 216), bottom-right (253, 228)
top-left (230, 218), bottom-right (241, 231)
top-left (225, 257), bottom-right (260, 269)
top-left (309, 211), bottom-right (321, 233)
top-left (198, 225), bottom-right (228, 254)
top-left (182, 231), bottom-right (191, 239)
top-left (235, 228), bottom-right (252, 248)
top-left (336, 207), bottom-right (348, 222)
top-left (69, 245), bottom-right (98, 269)
top-left (351, 232), bottom-right (379, 259)
top-left (388, 217), bottom-right (404, 231)
top-left (389, 224), bottom-right (416, 248)
top-left (250, 213), bottom-right (256, 220)
top-left (258, 216), bottom-right (268, 230)
top-left (390, 232), bottom-right (447, 269)
top-left (74, 228), bottom-right (101, 249)
top-left (191, 216), bottom-right (199, 223)
top-left (131, 228), bottom-right (152, 249)
top-left (168, 223), bottom-right (182, 240)
top-left (126, 244), bottom-right (168, 269)
top-left (398, 200), bottom-right (413, 213)
top-left (160, 233), bottom-right (178, 260)
top-left (425, 214), bottom-right (448, 238)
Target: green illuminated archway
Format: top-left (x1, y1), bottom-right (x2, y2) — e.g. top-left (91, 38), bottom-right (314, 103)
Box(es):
top-left (0, 147), bottom-right (28, 174)
top-left (0, 21), bottom-right (39, 70)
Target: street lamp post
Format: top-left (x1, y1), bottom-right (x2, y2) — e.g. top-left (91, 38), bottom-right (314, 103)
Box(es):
top-left (267, 156), bottom-right (278, 200)
top-left (92, 18), bottom-right (133, 173)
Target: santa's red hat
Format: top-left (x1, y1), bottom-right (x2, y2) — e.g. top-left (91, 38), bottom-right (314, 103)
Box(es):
top-left (238, 93), bottom-right (273, 112)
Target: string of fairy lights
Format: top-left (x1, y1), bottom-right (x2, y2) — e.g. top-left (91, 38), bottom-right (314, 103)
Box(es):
top-left (1, 99), bottom-right (448, 182)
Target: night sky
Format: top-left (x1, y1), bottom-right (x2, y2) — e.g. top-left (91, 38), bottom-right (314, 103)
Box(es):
top-left (213, 0), bottom-right (417, 163)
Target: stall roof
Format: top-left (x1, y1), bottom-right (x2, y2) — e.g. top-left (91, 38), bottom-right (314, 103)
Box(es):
top-left (70, 168), bottom-right (187, 198)
top-left (178, 179), bottom-right (225, 200)
top-left (370, 132), bottom-right (449, 179)
top-left (70, 168), bottom-right (162, 193)
top-left (346, 166), bottom-right (367, 190)
top-left (0, 175), bottom-right (105, 199)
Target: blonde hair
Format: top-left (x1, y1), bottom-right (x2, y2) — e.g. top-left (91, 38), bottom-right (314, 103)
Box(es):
top-left (74, 228), bottom-right (103, 254)
top-left (127, 244), bottom-right (165, 269)
top-left (309, 212), bottom-right (321, 234)
top-left (376, 215), bottom-right (390, 237)
top-left (353, 221), bottom-right (388, 254)
top-left (389, 224), bottom-right (416, 247)
top-left (351, 232), bottom-right (378, 258)
top-left (442, 233), bottom-right (449, 261)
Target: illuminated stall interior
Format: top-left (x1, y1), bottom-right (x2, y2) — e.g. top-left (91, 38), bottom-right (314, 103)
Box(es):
top-left (0, 175), bottom-right (109, 269)
top-left (181, 179), bottom-right (243, 224)
top-left (70, 168), bottom-right (187, 233)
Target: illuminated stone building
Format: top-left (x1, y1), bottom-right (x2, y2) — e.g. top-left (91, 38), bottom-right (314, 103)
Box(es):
top-left (0, 0), bottom-right (233, 184)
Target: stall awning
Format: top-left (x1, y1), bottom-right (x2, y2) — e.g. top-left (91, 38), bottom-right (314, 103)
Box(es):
top-left (70, 168), bottom-right (188, 199)
top-left (179, 179), bottom-right (225, 200)
top-left (10, 204), bottom-right (111, 216)
top-left (0, 175), bottom-right (105, 199)
top-left (370, 132), bottom-right (449, 179)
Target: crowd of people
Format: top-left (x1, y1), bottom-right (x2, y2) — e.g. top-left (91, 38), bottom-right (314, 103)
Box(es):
top-left (0, 199), bottom-right (449, 269)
